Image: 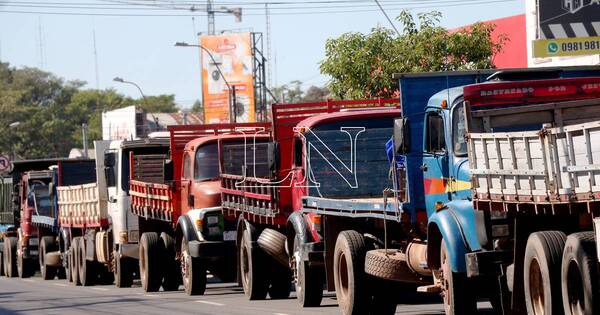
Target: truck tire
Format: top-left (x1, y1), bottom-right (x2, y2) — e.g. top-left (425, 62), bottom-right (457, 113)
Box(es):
top-left (181, 238), bottom-right (206, 295)
top-left (4, 237), bottom-right (17, 277)
top-left (114, 250), bottom-right (133, 288)
top-left (365, 249), bottom-right (409, 282)
top-left (17, 245), bottom-right (34, 278)
top-left (436, 240), bottom-right (476, 315)
top-left (524, 231), bottom-right (566, 315)
top-left (71, 240), bottom-right (81, 285)
top-left (65, 248), bottom-right (72, 283)
top-left (292, 235), bottom-right (323, 307)
top-left (78, 237), bottom-right (96, 286)
top-left (139, 232), bottom-right (163, 292)
top-left (240, 227), bottom-right (269, 300)
top-left (333, 230), bottom-right (369, 315)
top-left (561, 232), bottom-right (599, 315)
top-left (160, 232), bottom-right (180, 291)
top-left (268, 259), bottom-right (292, 299)
top-left (257, 228), bottom-right (289, 267)
top-left (40, 236), bottom-right (57, 280)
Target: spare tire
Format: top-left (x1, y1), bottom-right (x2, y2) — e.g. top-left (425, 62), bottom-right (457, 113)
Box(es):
top-left (365, 249), bottom-right (410, 282)
top-left (257, 228), bottom-right (288, 267)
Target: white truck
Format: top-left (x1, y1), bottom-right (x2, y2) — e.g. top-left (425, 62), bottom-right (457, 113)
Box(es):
top-left (55, 138), bottom-right (169, 286)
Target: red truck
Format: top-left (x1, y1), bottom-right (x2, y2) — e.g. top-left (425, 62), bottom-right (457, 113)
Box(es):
top-left (129, 123), bottom-right (271, 294)
top-left (219, 99), bottom-right (401, 303)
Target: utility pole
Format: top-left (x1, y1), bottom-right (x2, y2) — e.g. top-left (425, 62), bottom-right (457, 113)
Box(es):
top-left (191, 1), bottom-right (241, 35)
top-left (207, 0), bottom-right (215, 35)
top-left (265, 3), bottom-right (272, 89)
top-left (82, 123), bottom-right (89, 159)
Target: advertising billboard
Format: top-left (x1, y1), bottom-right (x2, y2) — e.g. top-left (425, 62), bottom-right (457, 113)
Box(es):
top-left (200, 33), bottom-right (255, 123)
top-left (533, 0), bottom-right (600, 57)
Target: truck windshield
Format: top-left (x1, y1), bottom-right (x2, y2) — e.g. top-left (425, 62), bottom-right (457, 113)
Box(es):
top-left (30, 184), bottom-right (52, 216)
top-left (306, 117), bottom-right (395, 199)
top-left (453, 102), bottom-right (468, 156)
top-left (195, 143), bottom-right (219, 181)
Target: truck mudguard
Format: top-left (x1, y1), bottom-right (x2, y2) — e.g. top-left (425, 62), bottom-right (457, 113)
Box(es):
top-left (286, 212), bottom-right (311, 251)
top-left (177, 215), bottom-right (200, 243)
top-left (428, 200), bottom-right (480, 273)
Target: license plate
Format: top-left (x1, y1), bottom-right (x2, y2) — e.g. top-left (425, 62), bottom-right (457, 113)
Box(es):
top-left (223, 231), bottom-right (237, 241)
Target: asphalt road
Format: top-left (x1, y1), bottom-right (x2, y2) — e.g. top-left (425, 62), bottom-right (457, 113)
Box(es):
top-left (0, 276), bottom-right (494, 315)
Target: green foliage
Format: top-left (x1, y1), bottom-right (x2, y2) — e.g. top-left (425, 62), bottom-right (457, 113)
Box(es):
top-left (271, 81), bottom-right (330, 103)
top-left (191, 99), bottom-right (203, 112)
top-left (0, 62), bottom-right (180, 159)
top-left (320, 10), bottom-right (507, 99)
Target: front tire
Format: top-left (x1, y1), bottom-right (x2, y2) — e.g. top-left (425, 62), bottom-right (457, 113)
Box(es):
top-left (436, 240), bottom-right (477, 315)
top-left (139, 232), bottom-right (163, 292)
top-left (181, 238), bottom-right (206, 295)
top-left (240, 226), bottom-right (269, 300)
top-left (524, 231), bottom-right (566, 315)
top-left (561, 232), bottom-right (599, 315)
top-left (292, 235), bottom-right (323, 307)
top-left (333, 230), bottom-right (368, 315)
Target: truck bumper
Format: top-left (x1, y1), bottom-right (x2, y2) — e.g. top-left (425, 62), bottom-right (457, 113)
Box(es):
top-left (465, 250), bottom-right (511, 278)
top-left (189, 240), bottom-right (235, 262)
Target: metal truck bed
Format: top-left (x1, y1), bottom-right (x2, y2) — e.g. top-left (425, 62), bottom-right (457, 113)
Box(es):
top-left (57, 183), bottom-right (108, 228)
top-left (469, 98), bottom-right (600, 204)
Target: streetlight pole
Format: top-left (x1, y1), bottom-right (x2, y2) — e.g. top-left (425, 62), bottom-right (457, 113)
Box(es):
top-left (113, 77), bottom-right (148, 107)
top-left (175, 42), bottom-right (236, 123)
top-left (9, 121), bottom-right (21, 161)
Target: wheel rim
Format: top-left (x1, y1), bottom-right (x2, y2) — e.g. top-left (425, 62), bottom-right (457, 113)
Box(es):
top-left (529, 258), bottom-right (545, 315)
top-left (566, 260), bottom-right (585, 315)
top-left (440, 244), bottom-right (451, 313)
top-left (181, 243), bottom-right (191, 290)
top-left (337, 251), bottom-right (349, 300)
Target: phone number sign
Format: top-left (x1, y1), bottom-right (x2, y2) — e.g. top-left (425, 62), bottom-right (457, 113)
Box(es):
top-left (533, 36), bottom-right (600, 57)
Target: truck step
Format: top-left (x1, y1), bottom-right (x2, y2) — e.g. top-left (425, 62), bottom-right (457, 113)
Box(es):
top-left (417, 284), bottom-right (442, 293)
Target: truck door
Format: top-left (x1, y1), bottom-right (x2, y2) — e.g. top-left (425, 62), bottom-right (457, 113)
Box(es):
top-left (291, 137), bottom-right (307, 212)
top-left (181, 152), bottom-right (193, 213)
top-left (422, 111), bottom-right (450, 217)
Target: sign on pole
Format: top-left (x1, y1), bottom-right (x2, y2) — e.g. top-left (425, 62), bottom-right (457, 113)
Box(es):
top-left (533, 0), bottom-right (600, 57)
top-left (0, 155), bottom-right (11, 173)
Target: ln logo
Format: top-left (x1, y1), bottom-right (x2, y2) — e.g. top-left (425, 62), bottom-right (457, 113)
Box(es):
top-left (562, 0), bottom-right (600, 14)
top-left (548, 42), bottom-right (559, 54)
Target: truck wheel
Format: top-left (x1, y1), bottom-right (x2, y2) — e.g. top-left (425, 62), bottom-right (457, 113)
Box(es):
top-left (71, 240), bottom-right (81, 285)
top-left (40, 236), bottom-right (57, 280)
top-left (365, 249), bottom-right (409, 282)
top-left (139, 232), bottom-right (163, 292)
top-left (257, 228), bottom-right (289, 267)
top-left (524, 231), bottom-right (566, 315)
top-left (436, 240), bottom-right (476, 315)
top-left (4, 237), bottom-right (17, 277)
top-left (114, 251), bottom-right (133, 288)
top-left (333, 230), bottom-right (369, 315)
top-left (65, 248), bottom-right (72, 282)
top-left (17, 247), bottom-right (34, 278)
top-left (561, 232), bottom-right (599, 315)
top-left (78, 237), bottom-right (96, 286)
top-left (181, 238), bottom-right (206, 295)
top-left (268, 260), bottom-right (292, 299)
top-left (240, 227), bottom-right (269, 300)
top-left (292, 235), bottom-right (323, 307)
top-left (160, 232), bottom-right (180, 291)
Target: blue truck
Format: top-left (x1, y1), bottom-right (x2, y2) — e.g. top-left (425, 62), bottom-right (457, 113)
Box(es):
top-left (299, 66), bottom-right (600, 315)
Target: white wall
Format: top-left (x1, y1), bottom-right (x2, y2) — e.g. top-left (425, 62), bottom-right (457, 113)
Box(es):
top-left (526, 0), bottom-right (600, 67)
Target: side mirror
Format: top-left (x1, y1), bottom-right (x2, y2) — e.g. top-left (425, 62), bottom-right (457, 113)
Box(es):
top-left (393, 118), bottom-right (410, 154)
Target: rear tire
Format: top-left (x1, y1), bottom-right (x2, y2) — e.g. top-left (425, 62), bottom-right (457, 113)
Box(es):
top-left (181, 238), bottom-right (206, 295)
top-left (71, 240), bottom-right (81, 285)
top-left (524, 231), bottom-right (566, 315)
top-left (114, 250), bottom-right (133, 288)
top-left (268, 260), bottom-right (292, 299)
top-left (333, 230), bottom-right (368, 315)
top-left (160, 233), bottom-right (180, 291)
top-left (4, 237), bottom-right (17, 277)
top-left (78, 237), bottom-right (96, 286)
top-left (436, 240), bottom-right (477, 315)
top-left (240, 226), bottom-right (269, 300)
top-left (139, 232), bottom-right (163, 292)
top-left (561, 232), bottom-right (599, 315)
top-left (40, 236), bottom-right (57, 280)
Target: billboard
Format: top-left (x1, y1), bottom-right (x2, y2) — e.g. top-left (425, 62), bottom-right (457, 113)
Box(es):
top-left (200, 33), bottom-right (255, 123)
top-left (533, 0), bottom-right (600, 57)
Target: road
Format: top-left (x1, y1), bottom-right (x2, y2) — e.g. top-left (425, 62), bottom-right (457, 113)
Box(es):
top-left (0, 276), bottom-right (494, 315)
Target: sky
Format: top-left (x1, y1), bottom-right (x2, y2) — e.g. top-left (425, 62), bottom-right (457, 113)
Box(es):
top-left (0, 0), bottom-right (524, 108)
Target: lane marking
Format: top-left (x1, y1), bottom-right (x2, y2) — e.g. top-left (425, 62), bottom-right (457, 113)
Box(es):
top-left (273, 313), bottom-right (291, 315)
top-left (195, 300), bottom-right (225, 306)
top-left (91, 287), bottom-right (109, 291)
top-left (53, 283), bottom-right (68, 287)
top-left (23, 279), bottom-right (35, 283)
top-left (144, 294), bottom-right (159, 297)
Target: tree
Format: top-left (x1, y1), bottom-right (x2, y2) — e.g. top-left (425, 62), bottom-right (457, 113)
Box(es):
top-left (303, 86), bottom-right (330, 102)
top-left (320, 10), bottom-right (507, 99)
top-left (191, 99), bottom-right (203, 112)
